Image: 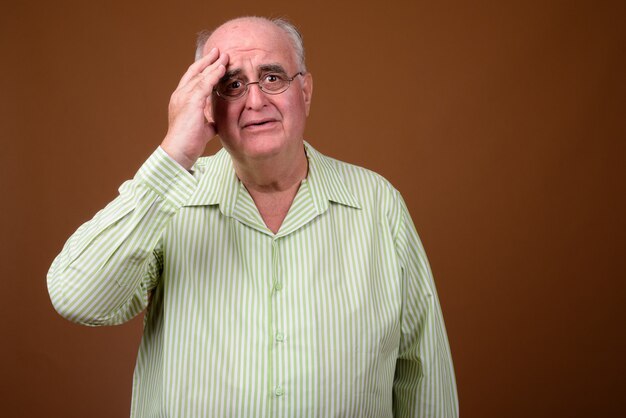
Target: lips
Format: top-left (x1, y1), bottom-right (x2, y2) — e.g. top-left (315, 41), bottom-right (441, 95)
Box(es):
top-left (242, 118), bottom-right (278, 128)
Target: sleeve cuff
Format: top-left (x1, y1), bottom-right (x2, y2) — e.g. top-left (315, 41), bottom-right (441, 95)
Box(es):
top-left (134, 147), bottom-right (198, 207)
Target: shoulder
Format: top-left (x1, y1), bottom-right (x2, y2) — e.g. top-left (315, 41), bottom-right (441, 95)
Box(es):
top-left (313, 148), bottom-right (403, 209)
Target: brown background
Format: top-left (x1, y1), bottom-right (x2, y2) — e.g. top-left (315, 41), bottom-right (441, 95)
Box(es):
top-left (1, 0), bottom-right (624, 416)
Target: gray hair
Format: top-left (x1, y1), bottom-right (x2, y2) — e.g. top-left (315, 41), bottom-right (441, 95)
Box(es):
top-left (194, 17), bottom-right (306, 72)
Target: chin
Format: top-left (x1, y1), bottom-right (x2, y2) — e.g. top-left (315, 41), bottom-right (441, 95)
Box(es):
top-left (221, 134), bottom-right (288, 160)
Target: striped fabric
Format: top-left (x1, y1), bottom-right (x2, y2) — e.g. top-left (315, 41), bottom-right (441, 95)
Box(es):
top-left (48, 142), bottom-right (458, 417)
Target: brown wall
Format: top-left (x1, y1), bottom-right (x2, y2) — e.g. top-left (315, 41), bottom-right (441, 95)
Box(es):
top-left (2, 0), bottom-right (624, 416)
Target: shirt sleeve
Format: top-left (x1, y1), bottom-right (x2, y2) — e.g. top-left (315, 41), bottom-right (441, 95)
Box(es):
top-left (392, 192), bottom-right (459, 417)
top-left (47, 147), bottom-right (197, 326)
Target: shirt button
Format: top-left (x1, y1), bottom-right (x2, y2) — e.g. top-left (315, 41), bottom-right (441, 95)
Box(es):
top-left (275, 332), bottom-right (284, 342)
top-left (275, 385), bottom-right (284, 396)
top-left (274, 282), bottom-right (283, 291)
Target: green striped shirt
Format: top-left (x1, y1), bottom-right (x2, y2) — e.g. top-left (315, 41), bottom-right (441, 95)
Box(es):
top-left (48, 142), bottom-right (458, 417)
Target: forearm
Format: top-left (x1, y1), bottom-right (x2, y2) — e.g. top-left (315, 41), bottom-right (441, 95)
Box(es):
top-left (393, 302), bottom-right (458, 417)
top-left (47, 147), bottom-right (197, 326)
top-left (392, 192), bottom-right (459, 417)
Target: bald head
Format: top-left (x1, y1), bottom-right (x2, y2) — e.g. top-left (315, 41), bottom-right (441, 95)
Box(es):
top-left (195, 17), bottom-right (306, 72)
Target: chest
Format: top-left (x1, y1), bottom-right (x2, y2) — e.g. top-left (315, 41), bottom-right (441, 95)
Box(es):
top-left (160, 204), bottom-right (403, 345)
top-left (150, 205), bottom-right (403, 414)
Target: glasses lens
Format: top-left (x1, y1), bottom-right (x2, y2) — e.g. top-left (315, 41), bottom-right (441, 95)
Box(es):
top-left (218, 79), bottom-right (246, 99)
top-left (216, 73), bottom-right (294, 100)
top-left (260, 74), bottom-right (289, 93)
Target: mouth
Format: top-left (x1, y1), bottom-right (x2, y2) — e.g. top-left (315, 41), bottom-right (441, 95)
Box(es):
top-left (242, 119), bottom-right (278, 129)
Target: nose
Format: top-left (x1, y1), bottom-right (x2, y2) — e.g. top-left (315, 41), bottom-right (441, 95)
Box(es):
top-left (244, 82), bottom-right (268, 110)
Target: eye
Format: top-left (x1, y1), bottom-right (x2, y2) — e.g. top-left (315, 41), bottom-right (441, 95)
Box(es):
top-left (225, 80), bottom-right (243, 91)
top-left (217, 79), bottom-right (246, 97)
top-left (260, 73), bottom-right (288, 92)
top-left (263, 73), bottom-right (283, 84)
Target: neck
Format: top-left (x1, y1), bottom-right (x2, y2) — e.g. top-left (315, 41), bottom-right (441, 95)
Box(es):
top-left (229, 142), bottom-right (308, 234)
top-left (231, 143), bottom-right (308, 194)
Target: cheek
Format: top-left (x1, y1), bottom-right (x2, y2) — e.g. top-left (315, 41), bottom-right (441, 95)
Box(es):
top-left (278, 95), bottom-right (306, 122)
top-left (284, 98), bottom-right (308, 128)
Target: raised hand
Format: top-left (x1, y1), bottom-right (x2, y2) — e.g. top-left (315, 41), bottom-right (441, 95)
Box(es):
top-left (161, 48), bottom-right (229, 170)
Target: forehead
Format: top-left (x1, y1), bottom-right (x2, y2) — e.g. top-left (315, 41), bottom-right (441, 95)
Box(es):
top-left (204, 20), bottom-right (296, 71)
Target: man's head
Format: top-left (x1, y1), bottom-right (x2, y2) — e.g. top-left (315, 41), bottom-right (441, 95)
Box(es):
top-left (198, 17), bottom-right (313, 163)
top-left (196, 18), bottom-right (306, 72)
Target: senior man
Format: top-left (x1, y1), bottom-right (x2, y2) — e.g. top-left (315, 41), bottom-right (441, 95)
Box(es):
top-left (48, 16), bottom-right (458, 417)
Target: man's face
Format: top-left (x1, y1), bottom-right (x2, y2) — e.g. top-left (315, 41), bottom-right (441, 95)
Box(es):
top-left (204, 19), bottom-right (313, 162)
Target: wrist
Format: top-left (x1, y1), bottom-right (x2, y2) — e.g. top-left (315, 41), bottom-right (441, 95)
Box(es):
top-left (160, 140), bottom-right (196, 171)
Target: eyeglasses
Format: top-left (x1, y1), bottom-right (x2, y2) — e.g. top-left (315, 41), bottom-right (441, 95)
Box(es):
top-left (214, 72), bottom-right (304, 101)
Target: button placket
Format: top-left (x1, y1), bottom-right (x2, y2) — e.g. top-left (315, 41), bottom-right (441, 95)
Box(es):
top-left (272, 239), bottom-right (281, 293)
top-left (269, 238), bottom-right (286, 403)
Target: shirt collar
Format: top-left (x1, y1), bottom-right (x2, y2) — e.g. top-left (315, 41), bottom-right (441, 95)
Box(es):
top-left (183, 141), bottom-right (361, 214)
top-left (302, 142), bottom-right (361, 213)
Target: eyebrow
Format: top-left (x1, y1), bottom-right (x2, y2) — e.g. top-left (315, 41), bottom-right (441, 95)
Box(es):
top-left (220, 64), bottom-right (288, 82)
top-left (258, 64), bottom-right (287, 74)
top-left (221, 68), bottom-right (242, 82)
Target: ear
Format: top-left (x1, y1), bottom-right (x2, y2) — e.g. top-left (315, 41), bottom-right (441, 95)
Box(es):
top-left (302, 72), bottom-right (313, 116)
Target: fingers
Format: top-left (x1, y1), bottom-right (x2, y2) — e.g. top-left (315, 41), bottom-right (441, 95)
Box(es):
top-left (195, 54), bottom-right (228, 91)
top-left (179, 54), bottom-right (228, 105)
top-left (168, 49), bottom-right (228, 120)
top-left (177, 53), bottom-right (228, 96)
top-left (177, 47), bottom-right (223, 89)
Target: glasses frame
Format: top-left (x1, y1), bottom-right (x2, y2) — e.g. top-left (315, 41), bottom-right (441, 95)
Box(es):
top-left (214, 72), bottom-right (305, 101)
